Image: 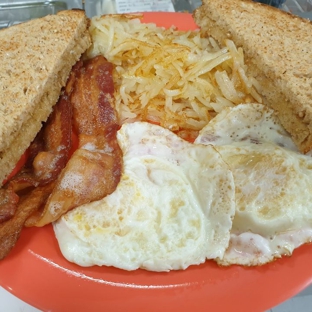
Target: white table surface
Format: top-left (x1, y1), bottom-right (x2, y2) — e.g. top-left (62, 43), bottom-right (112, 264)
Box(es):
top-left (1, 283), bottom-right (312, 312)
top-left (0, 286), bottom-right (40, 312)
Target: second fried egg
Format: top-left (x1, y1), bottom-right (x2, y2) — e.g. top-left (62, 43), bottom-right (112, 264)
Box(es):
top-left (195, 103), bottom-right (312, 265)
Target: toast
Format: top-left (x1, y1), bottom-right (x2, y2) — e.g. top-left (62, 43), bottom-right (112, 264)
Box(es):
top-left (194, 0), bottom-right (312, 153)
top-left (0, 10), bottom-right (91, 184)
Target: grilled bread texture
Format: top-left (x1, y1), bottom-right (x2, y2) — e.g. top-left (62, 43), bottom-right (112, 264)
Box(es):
top-left (0, 10), bottom-right (91, 184)
top-left (194, 0), bottom-right (312, 153)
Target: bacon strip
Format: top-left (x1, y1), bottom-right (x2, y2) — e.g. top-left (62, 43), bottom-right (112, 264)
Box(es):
top-left (0, 56), bottom-right (122, 259)
top-left (31, 61), bottom-right (82, 185)
top-left (31, 55), bottom-right (122, 227)
top-left (0, 182), bottom-right (55, 260)
top-left (0, 189), bottom-right (19, 223)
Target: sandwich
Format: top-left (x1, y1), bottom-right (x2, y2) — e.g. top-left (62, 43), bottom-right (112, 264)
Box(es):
top-left (0, 9), bottom-right (91, 185)
top-left (193, 0), bottom-right (312, 153)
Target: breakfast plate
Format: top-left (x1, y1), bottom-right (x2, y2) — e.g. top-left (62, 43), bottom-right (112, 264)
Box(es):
top-left (1, 12), bottom-right (312, 312)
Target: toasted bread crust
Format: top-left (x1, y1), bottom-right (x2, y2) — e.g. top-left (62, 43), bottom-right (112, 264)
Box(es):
top-left (0, 10), bottom-right (91, 184)
top-left (194, 0), bottom-right (312, 153)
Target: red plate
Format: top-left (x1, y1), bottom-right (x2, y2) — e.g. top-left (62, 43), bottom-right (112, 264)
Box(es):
top-left (1, 12), bottom-right (312, 312)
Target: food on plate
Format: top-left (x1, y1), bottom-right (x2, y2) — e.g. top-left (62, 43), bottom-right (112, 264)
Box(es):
top-left (195, 103), bottom-right (312, 265)
top-left (0, 10), bottom-right (91, 185)
top-left (0, 52), bottom-right (122, 259)
top-left (194, 0), bottom-right (312, 153)
top-left (195, 103), bottom-right (298, 151)
top-left (1, 8), bottom-right (311, 271)
top-left (0, 10), bottom-right (123, 258)
top-left (0, 10), bottom-right (91, 259)
top-left (54, 121), bottom-right (235, 271)
top-left (0, 183), bottom-right (56, 260)
top-left (26, 55), bottom-right (122, 227)
top-left (0, 87), bottom-right (74, 259)
top-left (49, 14), bottom-right (262, 271)
top-left (86, 14), bottom-right (262, 138)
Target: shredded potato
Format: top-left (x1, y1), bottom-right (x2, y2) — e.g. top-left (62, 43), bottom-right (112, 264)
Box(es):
top-left (87, 14), bottom-right (262, 132)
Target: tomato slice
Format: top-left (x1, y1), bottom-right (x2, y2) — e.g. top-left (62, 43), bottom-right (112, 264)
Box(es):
top-left (2, 151), bottom-right (29, 186)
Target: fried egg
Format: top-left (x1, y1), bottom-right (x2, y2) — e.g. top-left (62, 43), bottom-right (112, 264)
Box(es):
top-left (195, 103), bottom-right (312, 266)
top-left (54, 122), bottom-right (235, 271)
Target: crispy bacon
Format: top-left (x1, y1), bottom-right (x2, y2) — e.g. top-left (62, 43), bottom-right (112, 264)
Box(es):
top-left (31, 89), bottom-right (73, 184)
top-left (30, 55), bottom-right (122, 227)
top-left (31, 61), bottom-right (82, 185)
top-left (0, 56), bottom-right (122, 259)
top-left (0, 182), bottom-right (55, 260)
top-left (0, 188), bottom-right (19, 223)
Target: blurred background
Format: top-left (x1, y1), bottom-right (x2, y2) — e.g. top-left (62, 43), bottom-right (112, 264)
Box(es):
top-left (0, 0), bottom-right (311, 28)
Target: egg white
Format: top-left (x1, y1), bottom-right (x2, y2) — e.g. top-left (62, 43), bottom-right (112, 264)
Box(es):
top-left (54, 122), bottom-right (235, 271)
top-left (195, 103), bottom-right (312, 265)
